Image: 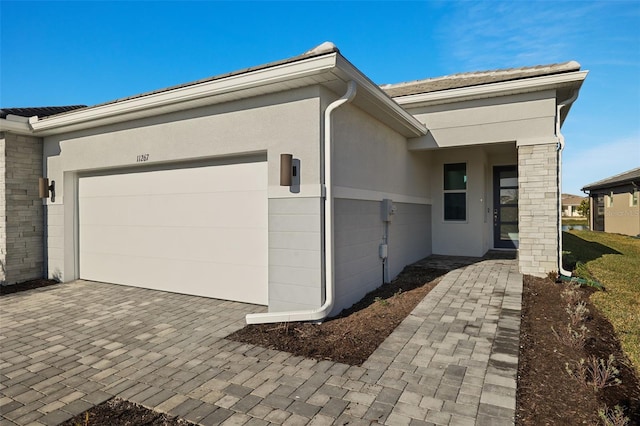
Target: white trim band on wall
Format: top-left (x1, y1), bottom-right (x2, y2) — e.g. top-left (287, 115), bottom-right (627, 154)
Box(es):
top-left (333, 186), bottom-right (432, 205)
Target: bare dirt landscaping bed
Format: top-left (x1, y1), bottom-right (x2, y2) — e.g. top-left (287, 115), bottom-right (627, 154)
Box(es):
top-left (228, 266), bottom-right (446, 366)
top-left (516, 275), bottom-right (640, 425)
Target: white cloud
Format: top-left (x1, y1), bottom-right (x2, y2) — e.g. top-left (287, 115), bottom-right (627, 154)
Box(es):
top-left (439, 1), bottom-right (612, 71)
top-left (562, 136), bottom-right (640, 195)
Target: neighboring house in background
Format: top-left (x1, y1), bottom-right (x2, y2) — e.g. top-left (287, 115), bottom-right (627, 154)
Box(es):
top-left (582, 167), bottom-right (640, 237)
top-left (562, 193), bottom-right (586, 217)
top-left (0, 43), bottom-right (587, 323)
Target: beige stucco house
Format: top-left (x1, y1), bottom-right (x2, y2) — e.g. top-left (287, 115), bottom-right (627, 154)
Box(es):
top-left (562, 193), bottom-right (586, 217)
top-left (0, 43), bottom-right (587, 323)
top-left (582, 167), bottom-right (640, 236)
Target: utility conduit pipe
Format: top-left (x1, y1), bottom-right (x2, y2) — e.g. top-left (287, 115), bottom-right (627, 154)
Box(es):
top-left (246, 80), bottom-right (357, 324)
top-left (556, 90), bottom-right (579, 278)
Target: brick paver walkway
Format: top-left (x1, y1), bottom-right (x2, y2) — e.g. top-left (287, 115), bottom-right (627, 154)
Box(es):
top-left (1, 257), bottom-right (521, 425)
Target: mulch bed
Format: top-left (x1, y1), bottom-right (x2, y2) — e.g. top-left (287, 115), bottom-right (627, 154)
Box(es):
top-left (228, 266), bottom-right (446, 366)
top-left (0, 279), bottom-right (59, 296)
top-left (516, 275), bottom-right (640, 425)
top-left (59, 398), bottom-right (193, 426)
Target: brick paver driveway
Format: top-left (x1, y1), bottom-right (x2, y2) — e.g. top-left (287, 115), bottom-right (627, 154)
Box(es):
top-left (1, 258), bottom-right (522, 425)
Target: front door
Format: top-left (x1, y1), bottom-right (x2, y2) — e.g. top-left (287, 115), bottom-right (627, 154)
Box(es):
top-left (493, 166), bottom-right (519, 249)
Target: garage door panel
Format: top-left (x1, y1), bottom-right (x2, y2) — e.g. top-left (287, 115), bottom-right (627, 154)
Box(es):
top-left (80, 225), bottom-right (267, 264)
top-left (78, 161), bottom-right (268, 305)
top-left (80, 252), bottom-right (267, 304)
top-left (80, 162), bottom-right (265, 198)
top-left (80, 190), bottom-right (266, 228)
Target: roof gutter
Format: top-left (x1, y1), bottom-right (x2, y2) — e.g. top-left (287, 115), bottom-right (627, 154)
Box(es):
top-left (0, 115), bottom-right (35, 136)
top-left (556, 90), bottom-right (579, 278)
top-left (245, 80), bottom-right (357, 324)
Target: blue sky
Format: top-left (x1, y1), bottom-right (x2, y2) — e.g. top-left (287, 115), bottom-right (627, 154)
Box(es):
top-left (1, 1), bottom-right (639, 195)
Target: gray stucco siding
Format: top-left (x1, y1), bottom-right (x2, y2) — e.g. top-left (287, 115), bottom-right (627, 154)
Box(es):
top-left (387, 202), bottom-right (432, 279)
top-left (328, 102), bottom-right (434, 315)
top-left (268, 197), bottom-right (323, 312)
top-left (332, 104), bottom-right (432, 199)
top-left (333, 198), bottom-right (384, 315)
top-left (333, 199), bottom-right (432, 316)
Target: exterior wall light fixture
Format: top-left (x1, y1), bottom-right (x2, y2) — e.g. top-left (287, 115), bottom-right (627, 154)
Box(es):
top-left (39, 177), bottom-right (55, 199)
top-left (280, 153), bottom-right (293, 186)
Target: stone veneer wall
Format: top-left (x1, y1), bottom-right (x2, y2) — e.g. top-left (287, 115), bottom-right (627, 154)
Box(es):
top-left (0, 132), bottom-right (44, 285)
top-left (518, 143), bottom-right (559, 277)
top-left (0, 133), bottom-right (5, 282)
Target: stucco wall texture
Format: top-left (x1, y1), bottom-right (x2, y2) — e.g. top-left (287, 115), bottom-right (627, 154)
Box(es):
top-left (604, 192), bottom-right (640, 236)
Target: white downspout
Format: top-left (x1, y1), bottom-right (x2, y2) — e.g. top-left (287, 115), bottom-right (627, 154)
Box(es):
top-left (557, 90), bottom-right (579, 277)
top-left (246, 81), bottom-right (357, 324)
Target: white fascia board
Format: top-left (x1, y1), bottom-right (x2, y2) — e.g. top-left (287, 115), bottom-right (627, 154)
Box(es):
top-left (394, 71), bottom-right (589, 108)
top-left (0, 117), bottom-right (33, 135)
top-left (31, 54), bottom-right (340, 135)
top-left (334, 56), bottom-right (427, 137)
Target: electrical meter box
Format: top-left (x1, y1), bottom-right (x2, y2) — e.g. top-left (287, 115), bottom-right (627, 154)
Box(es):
top-left (381, 198), bottom-right (396, 222)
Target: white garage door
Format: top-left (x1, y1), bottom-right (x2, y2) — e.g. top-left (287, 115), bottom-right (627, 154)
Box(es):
top-left (78, 161), bottom-right (268, 305)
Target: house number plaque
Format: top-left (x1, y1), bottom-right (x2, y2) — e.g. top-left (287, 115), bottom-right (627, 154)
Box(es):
top-left (136, 154), bottom-right (150, 162)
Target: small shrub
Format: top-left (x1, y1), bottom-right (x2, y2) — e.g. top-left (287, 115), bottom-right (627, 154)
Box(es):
top-left (598, 405), bottom-right (630, 426)
top-left (374, 296), bottom-right (389, 306)
top-left (566, 354), bottom-right (622, 390)
top-left (566, 301), bottom-right (589, 326)
top-left (561, 283), bottom-right (582, 305)
top-left (553, 323), bottom-right (588, 349)
top-left (548, 270), bottom-right (559, 282)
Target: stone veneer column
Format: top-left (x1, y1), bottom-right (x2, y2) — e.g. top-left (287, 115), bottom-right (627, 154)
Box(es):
top-left (0, 134), bottom-right (6, 282)
top-left (0, 132), bottom-right (44, 284)
top-left (518, 143), bottom-right (559, 277)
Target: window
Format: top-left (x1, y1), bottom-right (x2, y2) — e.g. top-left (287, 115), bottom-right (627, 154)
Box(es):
top-left (444, 163), bottom-right (466, 221)
top-left (632, 191), bottom-right (638, 207)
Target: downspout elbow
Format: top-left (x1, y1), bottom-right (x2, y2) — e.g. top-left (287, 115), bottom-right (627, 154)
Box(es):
top-left (246, 81), bottom-right (357, 325)
top-left (556, 90), bottom-right (579, 278)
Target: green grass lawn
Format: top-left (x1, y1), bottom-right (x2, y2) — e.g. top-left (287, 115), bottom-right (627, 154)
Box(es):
top-left (563, 230), bottom-right (640, 374)
top-left (562, 216), bottom-right (588, 226)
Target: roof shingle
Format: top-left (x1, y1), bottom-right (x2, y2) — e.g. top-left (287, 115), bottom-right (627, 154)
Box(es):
top-left (582, 167), bottom-right (640, 191)
top-left (381, 61), bottom-right (581, 98)
top-left (0, 106), bottom-right (86, 119)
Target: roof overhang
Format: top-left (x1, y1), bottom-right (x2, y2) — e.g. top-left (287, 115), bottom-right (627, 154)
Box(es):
top-left (392, 71), bottom-right (588, 110)
top-left (582, 169), bottom-right (640, 193)
top-left (0, 115), bottom-right (34, 136)
top-left (28, 51), bottom-right (426, 138)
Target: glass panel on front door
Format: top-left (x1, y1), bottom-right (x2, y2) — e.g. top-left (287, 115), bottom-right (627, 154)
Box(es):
top-left (493, 166), bottom-right (518, 249)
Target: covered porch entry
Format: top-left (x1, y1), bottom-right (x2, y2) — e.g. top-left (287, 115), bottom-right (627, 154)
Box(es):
top-left (426, 143), bottom-right (519, 257)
